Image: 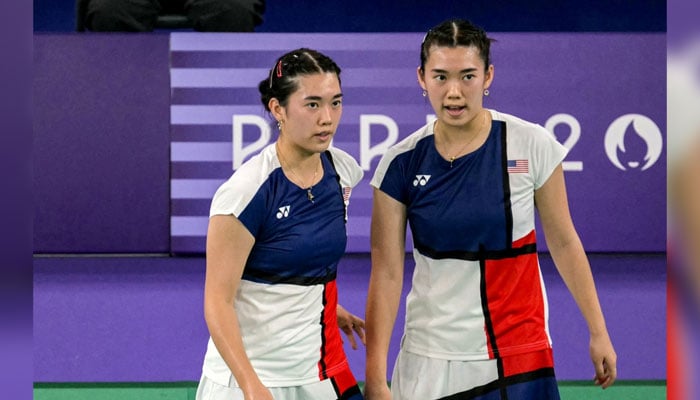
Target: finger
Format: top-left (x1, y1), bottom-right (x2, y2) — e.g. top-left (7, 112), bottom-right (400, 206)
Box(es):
top-left (599, 359), bottom-right (616, 386)
top-left (593, 370), bottom-right (615, 389)
top-left (356, 330), bottom-right (366, 345)
top-left (346, 331), bottom-right (358, 350)
top-left (605, 359), bottom-right (617, 380)
top-left (593, 375), bottom-right (609, 388)
top-left (593, 359), bottom-right (606, 379)
top-left (353, 320), bottom-right (366, 339)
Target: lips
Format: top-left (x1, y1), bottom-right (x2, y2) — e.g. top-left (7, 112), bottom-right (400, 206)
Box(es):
top-left (316, 131), bottom-right (333, 141)
top-left (444, 105), bottom-right (466, 117)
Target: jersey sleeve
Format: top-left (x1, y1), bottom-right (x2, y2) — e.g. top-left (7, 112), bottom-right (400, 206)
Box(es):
top-left (328, 147), bottom-right (364, 189)
top-left (327, 147), bottom-right (364, 221)
top-left (209, 152), bottom-right (272, 238)
top-left (530, 125), bottom-right (568, 189)
top-left (209, 176), bottom-right (243, 217)
top-left (370, 147), bottom-right (410, 205)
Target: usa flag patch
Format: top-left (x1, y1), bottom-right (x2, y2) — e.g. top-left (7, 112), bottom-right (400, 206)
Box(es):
top-left (343, 187), bottom-right (352, 202)
top-left (507, 159), bottom-right (529, 173)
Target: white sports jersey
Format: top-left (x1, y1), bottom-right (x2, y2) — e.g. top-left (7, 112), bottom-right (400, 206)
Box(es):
top-left (202, 144), bottom-right (363, 387)
top-left (371, 109), bottom-right (567, 360)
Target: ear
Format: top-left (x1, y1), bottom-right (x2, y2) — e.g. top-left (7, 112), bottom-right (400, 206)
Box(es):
top-left (416, 66), bottom-right (427, 91)
top-left (268, 98), bottom-right (286, 122)
top-left (483, 64), bottom-right (495, 90)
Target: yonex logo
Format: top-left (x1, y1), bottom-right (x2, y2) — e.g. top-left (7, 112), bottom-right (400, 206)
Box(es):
top-left (413, 175), bottom-right (431, 187)
top-left (276, 205), bottom-right (290, 219)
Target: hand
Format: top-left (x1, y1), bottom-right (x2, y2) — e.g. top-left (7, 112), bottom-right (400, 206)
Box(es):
top-left (243, 382), bottom-right (274, 400)
top-left (336, 304), bottom-right (366, 350)
top-left (363, 380), bottom-right (392, 400)
top-left (590, 332), bottom-right (617, 389)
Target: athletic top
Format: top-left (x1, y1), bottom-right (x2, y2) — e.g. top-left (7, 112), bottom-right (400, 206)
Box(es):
top-left (371, 109), bottom-right (567, 360)
top-left (202, 144), bottom-right (363, 386)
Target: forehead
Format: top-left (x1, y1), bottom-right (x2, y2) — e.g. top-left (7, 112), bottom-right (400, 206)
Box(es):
top-left (290, 72), bottom-right (341, 98)
top-left (425, 45), bottom-right (485, 70)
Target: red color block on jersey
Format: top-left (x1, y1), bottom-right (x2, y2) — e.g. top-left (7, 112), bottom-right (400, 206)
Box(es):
top-left (483, 230), bottom-right (549, 362)
top-left (501, 348), bottom-right (555, 377)
top-left (331, 365), bottom-right (361, 397)
top-left (318, 279), bottom-right (347, 380)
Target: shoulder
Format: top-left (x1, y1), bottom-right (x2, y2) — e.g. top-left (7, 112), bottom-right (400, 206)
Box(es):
top-left (491, 110), bottom-right (546, 135)
top-left (326, 146), bottom-right (364, 187)
top-left (223, 144), bottom-right (277, 190)
top-left (371, 123), bottom-right (432, 188)
top-left (491, 109), bottom-right (560, 147)
top-left (383, 123), bottom-right (433, 163)
top-left (210, 144), bottom-right (278, 216)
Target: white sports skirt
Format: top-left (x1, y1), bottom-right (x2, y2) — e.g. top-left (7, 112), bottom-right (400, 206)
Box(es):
top-left (196, 366), bottom-right (363, 400)
top-left (390, 348), bottom-right (560, 400)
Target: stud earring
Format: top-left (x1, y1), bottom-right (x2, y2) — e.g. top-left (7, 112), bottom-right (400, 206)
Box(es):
top-left (484, 89), bottom-right (490, 97)
top-left (276, 120), bottom-right (282, 130)
top-left (422, 90), bottom-right (427, 97)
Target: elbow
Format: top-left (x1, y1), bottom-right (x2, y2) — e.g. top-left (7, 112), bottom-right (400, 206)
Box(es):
top-left (203, 293), bottom-right (233, 328)
top-left (203, 298), bottom-right (216, 328)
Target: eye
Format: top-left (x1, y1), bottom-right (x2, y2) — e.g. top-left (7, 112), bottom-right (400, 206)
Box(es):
top-left (306, 102), bottom-right (319, 109)
top-left (433, 74), bottom-right (446, 82)
top-left (332, 99), bottom-right (343, 108)
top-left (463, 74), bottom-right (476, 80)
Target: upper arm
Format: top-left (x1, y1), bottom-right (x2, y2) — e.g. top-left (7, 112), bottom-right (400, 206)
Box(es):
top-left (370, 188), bottom-right (407, 275)
top-left (534, 164), bottom-right (579, 251)
top-left (204, 215), bottom-right (255, 307)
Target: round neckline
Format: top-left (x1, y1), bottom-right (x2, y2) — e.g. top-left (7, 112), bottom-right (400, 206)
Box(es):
top-left (431, 117), bottom-right (493, 166)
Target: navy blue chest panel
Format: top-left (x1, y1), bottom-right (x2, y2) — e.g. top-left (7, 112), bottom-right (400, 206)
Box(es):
top-left (383, 122), bottom-right (515, 257)
top-left (238, 154), bottom-right (346, 285)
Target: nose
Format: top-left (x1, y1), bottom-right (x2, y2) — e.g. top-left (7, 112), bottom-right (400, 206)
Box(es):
top-left (319, 105), bottom-right (333, 126)
top-left (446, 80), bottom-right (462, 98)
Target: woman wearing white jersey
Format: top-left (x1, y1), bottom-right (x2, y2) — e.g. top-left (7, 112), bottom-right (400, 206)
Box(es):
top-left (364, 19), bottom-right (617, 400)
top-left (196, 48), bottom-right (365, 400)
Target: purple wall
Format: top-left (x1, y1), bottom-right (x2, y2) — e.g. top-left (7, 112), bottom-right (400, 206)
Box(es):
top-left (168, 32), bottom-right (666, 254)
top-left (33, 254), bottom-right (665, 382)
top-left (33, 34), bottom-right (171, 253)
top-left (33, 33), bottom-right (666, 255)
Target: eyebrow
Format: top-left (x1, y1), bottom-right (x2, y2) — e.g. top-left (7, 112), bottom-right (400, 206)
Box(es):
top-left (430, 68), bottom-right (478, 74)
top-left (304, 93), bottom-right (344, 101)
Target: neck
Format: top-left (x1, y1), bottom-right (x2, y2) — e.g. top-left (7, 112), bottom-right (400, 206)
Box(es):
top-left (275, 141), bottom-right (322, 188)
top-left (276, 138), bottom-right (320, 171)
top-left (438, 109), bottom-right (486, 144)
top-left (434, 110), bottom-right (490, 166)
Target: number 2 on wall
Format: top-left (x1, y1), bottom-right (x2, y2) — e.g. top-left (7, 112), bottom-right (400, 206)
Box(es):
top-left (544, 113), bottom-right (583, 172)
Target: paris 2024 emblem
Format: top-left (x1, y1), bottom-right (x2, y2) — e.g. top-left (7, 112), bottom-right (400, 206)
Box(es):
top-left (604, 114), bottom-right (663, 171)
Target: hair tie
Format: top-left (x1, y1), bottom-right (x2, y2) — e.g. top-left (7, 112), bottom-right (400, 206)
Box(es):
top-left (421, 29), bottom-right (432, 45)
top-left (276, 60), bottom-right (283, 78)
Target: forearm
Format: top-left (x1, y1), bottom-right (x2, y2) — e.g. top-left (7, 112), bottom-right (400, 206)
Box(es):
top-left (364, 262), bottom-right (403, 384)
top-left (204, 300), bottom-right (262, 392)
top-left (536, 166), bottom-right (616, 386)
top-left (549, 238), bottom-right (608, 336)
top-left (365, 189), bottom-right (407, 386)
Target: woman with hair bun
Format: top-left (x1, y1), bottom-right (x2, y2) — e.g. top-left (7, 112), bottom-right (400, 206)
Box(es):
top-left (196, 48), bottom-right (365, 400)
top-left (364, 19), bottom-right (617, 400)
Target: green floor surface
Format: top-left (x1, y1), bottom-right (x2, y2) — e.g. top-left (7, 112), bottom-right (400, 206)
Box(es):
top-left (34, 381), bottom-right (666, 399)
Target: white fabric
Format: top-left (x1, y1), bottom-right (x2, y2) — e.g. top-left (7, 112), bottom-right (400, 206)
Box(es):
top-left (196, 374), bottom-right (338, 400)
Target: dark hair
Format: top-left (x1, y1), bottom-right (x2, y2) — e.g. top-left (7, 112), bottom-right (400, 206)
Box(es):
top-left (258, 48), bottom-right (342, 111)
top-left (419, 19), bottom-right (495, 73)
